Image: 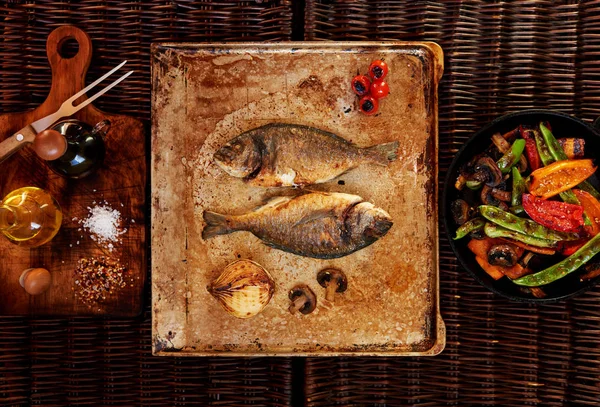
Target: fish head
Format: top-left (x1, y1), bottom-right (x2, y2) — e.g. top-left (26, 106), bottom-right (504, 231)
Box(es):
top-left (346, 202), bottom-right (393, 244)
top-left (214, 135), bottom-right (262, 178)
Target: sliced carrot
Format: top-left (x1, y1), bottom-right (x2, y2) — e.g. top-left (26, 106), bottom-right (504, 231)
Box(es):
top-left (573, 189), bottom-right (600, 236)
top-left (530, 287), bottom-right (547, 298)
top-left (499, 238), bottom-right (556, 256)
top-left (580, 264), bottom-right (600, 281)
top-left (475, 256), bottom-right (505, 280)
top-left (529, 159), bottom-right (597, 199)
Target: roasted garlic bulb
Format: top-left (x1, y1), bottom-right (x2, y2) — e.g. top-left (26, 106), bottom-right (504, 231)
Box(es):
top-left (208, 260), bottom-right (275, 318)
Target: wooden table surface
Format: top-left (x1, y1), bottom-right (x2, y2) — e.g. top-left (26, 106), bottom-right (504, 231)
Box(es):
top-left (1, 1), bottom-right (600, 406)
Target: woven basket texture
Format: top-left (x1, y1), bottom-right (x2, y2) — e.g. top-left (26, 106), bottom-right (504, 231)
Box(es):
top-left (305, 1), bottom-right (600, 406)
top-left (1, 0), bottom-right (600, 406)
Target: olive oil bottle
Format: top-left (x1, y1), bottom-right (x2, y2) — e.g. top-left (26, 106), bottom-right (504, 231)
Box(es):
top-left (0, 187), bottom-right (62, 247)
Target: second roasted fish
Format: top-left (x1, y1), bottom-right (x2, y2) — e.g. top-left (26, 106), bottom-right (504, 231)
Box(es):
top-left (202, 191), bottom-right (393, 259)
top-left (213, 123), bottom-right (399, 187)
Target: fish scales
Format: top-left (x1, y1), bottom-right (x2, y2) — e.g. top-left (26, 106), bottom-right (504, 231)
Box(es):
top-left (202, 191), bottom-right (393, 259)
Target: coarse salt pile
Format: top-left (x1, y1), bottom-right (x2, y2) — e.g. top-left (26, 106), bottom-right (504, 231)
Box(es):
top-left (76, 202), bottom-right (127, 251)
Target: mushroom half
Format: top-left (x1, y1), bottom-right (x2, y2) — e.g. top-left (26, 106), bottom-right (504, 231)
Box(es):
top-left (317, 268), bottom-right (348, 302)
top-left (288, 285), bottom-right (317, 315)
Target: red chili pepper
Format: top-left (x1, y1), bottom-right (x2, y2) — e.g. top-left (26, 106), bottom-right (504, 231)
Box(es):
top-left (520, 126), bottom-right (541, 171)
top-left (522, 194), bottom-right (585, 233)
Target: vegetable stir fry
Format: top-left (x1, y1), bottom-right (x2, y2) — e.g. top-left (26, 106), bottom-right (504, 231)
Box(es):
top-left (452, 122), bottom-right (600, 296)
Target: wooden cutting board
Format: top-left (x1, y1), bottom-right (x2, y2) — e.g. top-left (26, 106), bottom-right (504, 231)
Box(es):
top-left (152, 42), bottom-right (444, 355)
top-left (0, 26), bottom-right (146, 316)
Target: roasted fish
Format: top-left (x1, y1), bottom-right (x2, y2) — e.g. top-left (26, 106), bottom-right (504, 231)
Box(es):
top-left (213, 123), bottom-right (399, 187)
top-left (202, 191), bottom-right (393, 259)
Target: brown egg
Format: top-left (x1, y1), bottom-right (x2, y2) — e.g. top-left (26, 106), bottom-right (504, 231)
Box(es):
top-left (19, 268), bottom-right (52, 295)
top-left (32, 129), bottom-right (67, 161)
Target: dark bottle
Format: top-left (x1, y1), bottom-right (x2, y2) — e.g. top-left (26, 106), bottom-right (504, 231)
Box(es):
top-left (48, 119), bottom-right (110, 179)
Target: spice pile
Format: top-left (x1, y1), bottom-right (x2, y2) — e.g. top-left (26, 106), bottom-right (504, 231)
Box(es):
top-left (73, 257), bottom-right (131, 307)
top-left (72, 201), bottom-right (132, 308)
top-left (75, 202), bottom-right (127, 252)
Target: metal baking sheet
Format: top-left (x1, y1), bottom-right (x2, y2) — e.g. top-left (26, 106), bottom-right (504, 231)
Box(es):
top-left (151, 42), bottom-right (444, 356)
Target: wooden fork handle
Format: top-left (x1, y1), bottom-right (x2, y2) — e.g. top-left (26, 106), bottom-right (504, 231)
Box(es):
top-left (0, 125), bottom-right (37, 165)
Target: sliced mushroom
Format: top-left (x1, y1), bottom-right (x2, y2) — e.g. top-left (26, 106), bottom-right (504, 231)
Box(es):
top-left (317, 268), bottom-right (348, 302)
top-left (490, 188), bottom-right (511, 202)
top-left (519, 252), bottom-right (535, 268)
top-left (472, 156), bottom-right (503, 187)
top-left (450, 199), bottom-right (470, 225)
top-left (492, 133), bottom-right (511, 154)
top-left (481, 185), bottom-right (509, 210)
top-left (487, 244), bottom-right (519, 267)
top-left (288, 285), bottom-right (317, 315)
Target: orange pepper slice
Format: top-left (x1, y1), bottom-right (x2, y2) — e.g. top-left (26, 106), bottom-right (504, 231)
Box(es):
top-left (573, 189), bottom-right (600, 236)
top-left (529, 159), bottom-right (597, 199)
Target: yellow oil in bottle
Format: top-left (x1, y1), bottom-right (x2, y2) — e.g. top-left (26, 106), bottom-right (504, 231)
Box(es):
top-left (0, 187), bottom-right (62, 247)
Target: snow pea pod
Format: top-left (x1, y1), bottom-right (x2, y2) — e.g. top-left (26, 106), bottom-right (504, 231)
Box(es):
top-left (540, 122), bottom-right (600, 200)
top-left (511, 167), bottom-right (525, 207)
top-left (513, 232), bottom-right (600, 286)
top-left (453, 218), bottom-right (485, 240)
top-left (484, 222), bottom-right (559, 248)
top-left (497, 139), bottom-right (526, 174)
top-left (480, 205), bottom-right (579, 241)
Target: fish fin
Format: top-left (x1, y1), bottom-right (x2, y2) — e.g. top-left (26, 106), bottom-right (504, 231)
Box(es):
top-left (262, 239), bottom-right (293, 253)
top-left (255, 188), bottom-right (318, 210)
top-left (293, 208), bottom-right (337, 227)
top-left (202, 211), bottom-right (234, 240)
top-left (364, 141), bottom-right (400, 165)
top-left (256, 196), bottom-right (294, 211)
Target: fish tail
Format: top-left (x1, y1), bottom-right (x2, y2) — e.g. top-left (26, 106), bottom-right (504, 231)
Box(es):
top-left (364, 141), bottom-right (399, 165)
top-left (202, 211), bottom-right (235, 239)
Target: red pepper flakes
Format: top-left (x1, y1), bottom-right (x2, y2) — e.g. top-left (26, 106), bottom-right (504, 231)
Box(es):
top-left (73, 257), bottom-right (131, 306)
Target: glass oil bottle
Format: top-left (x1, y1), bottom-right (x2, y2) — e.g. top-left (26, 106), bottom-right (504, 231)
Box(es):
top-left (0, 187), bottom-right (62, 247)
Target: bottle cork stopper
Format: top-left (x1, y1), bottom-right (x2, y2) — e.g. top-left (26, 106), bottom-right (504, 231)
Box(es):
top-left (32, 129), bottom-right (68, 161)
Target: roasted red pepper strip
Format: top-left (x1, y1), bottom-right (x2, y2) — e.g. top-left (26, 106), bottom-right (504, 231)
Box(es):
top-left (522, 194), bottom-right (585, 233)
top-left (520, 126), bottom-right (541, 171)
top-left (560, 239), bottom-right (588, 256)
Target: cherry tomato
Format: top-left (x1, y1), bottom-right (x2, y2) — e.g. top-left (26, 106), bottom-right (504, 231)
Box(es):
top-left (370, 80), bottom-right (389, 99)
top-left (359, 95), bottom-right (379, 115)
top-left (369, 60), bottom-right (388, 80)
top-left (351, 75), bottom-right (371, 96)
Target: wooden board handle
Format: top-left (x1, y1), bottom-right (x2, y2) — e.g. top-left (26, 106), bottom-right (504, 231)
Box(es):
top-left (45, 25), bottom-right (92, 107)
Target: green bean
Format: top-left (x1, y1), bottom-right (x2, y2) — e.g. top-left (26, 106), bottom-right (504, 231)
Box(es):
top-left (497, 139), bottom-right (526, 174)
top-left (483, 222), bottom-right (559, 248)
top-left (510, 205), bottom-right (524, 215)
top-left (453, 218), bottom-right (485, 240)
top-left (540, 122), bottom-right (566, 162)
top-left (513, 232), bottom-right (600, 286)
top-left (466, 180), bottom-right (482, 190)
top-left (511, 167), bottom-right (525, 207)
top-left (479, 205), bottom-right (579, 241)
top-left (533, 128), bottom-right (554, 166)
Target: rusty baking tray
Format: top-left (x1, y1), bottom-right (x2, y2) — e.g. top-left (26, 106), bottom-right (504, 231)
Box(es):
top-left (151, 42), bottom-right (444, 356)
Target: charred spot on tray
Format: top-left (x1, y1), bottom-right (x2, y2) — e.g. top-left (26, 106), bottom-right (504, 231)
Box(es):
top-left (298, 75), bottom-right (324, 92)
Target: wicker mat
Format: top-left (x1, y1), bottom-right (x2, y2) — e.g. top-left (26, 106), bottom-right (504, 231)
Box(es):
top-left (1, 1), bottom-right (600, 406)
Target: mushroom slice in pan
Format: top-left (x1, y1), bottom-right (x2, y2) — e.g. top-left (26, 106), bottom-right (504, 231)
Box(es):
top-left (487, 244), bottom-right (519, 267)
